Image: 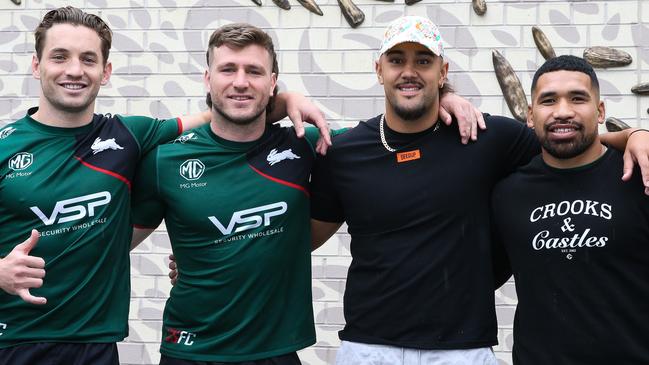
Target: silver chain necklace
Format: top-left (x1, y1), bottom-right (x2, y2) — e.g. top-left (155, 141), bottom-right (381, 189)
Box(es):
top-left (379, 114), bottom-right (440, 153)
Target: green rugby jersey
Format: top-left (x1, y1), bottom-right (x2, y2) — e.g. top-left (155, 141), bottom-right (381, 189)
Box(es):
top-left (0, 108), bottom-right (181, 347)
top-left (132, 124), bottom-right (320, 362)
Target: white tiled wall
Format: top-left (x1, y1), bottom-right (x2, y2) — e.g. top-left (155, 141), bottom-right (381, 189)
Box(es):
top-left (1, 1), bottom-right (647, 364)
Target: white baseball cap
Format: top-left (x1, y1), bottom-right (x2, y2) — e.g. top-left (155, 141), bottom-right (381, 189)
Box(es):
top-left (378, 16), bottom-right (444, 58)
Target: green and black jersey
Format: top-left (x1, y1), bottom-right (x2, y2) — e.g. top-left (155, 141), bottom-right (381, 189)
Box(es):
top-left (132, 124), bottom-right (320, 362)
top-left (0, 108), bottom-right (181, 348)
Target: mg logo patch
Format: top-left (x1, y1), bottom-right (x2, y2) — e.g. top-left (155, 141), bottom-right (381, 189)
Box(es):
top-left (8, 152), bottom-right (33, 171)
top-left (179, 159), bottom-right (205, 181)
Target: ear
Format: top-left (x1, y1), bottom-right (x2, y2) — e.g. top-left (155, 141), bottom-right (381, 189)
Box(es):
top-left (203, 68), bottom-right (211, 92)
top-left (32, 54), bottom-right (41, 80)
top-left (438, 60), bottom-right (449, 88)
top-left (596, 100), bottom-right (605, 124)
top-left (375, 59), bottom-right (383, 85)
top-left (526, 104), bottom-right (534, 129)
top-left (100, 61), bottom-right (112, 86)
top-left (269, 72), bottom-right (277, 95)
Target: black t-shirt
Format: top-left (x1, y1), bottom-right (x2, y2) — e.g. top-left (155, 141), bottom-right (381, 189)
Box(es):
top-left (491, 149), bottom-right (649, 365)
top-left (311, 114), bottom-right (540, 349)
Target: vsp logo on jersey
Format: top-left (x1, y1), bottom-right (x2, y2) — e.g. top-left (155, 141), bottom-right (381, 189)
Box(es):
top-left (0, 323), bottom-right (6, 336)
top-left (179, 159), bottom-right (205, 181)
top-left (8, 152), bottom-right (33, 171)
top-left (30, 191), bottom-right (111, 226)
top-left (209, 202), bottom-right (287, 235)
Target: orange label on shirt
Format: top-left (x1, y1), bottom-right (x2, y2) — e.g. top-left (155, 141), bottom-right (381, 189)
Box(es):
top-left (396, 149), bottom-right (421, 163)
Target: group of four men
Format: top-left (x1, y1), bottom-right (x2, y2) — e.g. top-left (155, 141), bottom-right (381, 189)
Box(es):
top-left (0, 6), bottom-right (648, 365)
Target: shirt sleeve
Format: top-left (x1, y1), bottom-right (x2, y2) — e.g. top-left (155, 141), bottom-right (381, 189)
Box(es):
top-left (117, 115), bottom-right (182, 155)
top-left (487, 114), bottom-right (541, 177)
top-left (310, 153), bottom-right (345, 223)
top-left (131, 148), bottom-right (165, 228)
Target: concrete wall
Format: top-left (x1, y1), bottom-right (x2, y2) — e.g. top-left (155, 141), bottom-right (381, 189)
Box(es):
top-left (1, 0), bottom-right (647, 364)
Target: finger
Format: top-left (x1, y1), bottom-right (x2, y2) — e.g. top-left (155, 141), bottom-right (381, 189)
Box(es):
top-left (637, 154), bottom-right (649, 188)
top-left (476, 110), bottom-right (487, 130)
top-left (170, 277), bottom-right (177, 286)
top-left (315, 137), bottom-right (328, 156)
top-left (15, 230), bottom-right (40, 254)
top-left (22, 256), bottom-right (45, 269)
top-left (168, 270), bottom-right (177, 280)
top-left (438, 107), bottom-right (452, 126)
top-left (314, 114), bottom-right (331, 148)
top-left (287, 109), bottom-right (306, 138)
top-left (19, 277), bottom-right (43, 289)
top-left (168, 254), bottom-right (175, 261)
top-left (17, 288), bottom-right (46, 305)
top-left (621, 150), bottom-right (634, 181)
top-left (168, 261), bottom-right (177, 270)
top-left (22, 268), bottom-right (46, 279)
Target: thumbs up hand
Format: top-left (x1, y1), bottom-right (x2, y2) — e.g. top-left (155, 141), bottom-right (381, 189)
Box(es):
top-left (0, 230), bottom-right (47, 305)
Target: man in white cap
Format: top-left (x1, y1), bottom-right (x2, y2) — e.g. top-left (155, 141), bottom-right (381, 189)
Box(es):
top-left (310, 15), bottom-right (648, 365)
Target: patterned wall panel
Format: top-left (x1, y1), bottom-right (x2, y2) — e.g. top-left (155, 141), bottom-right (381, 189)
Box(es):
top-left (1, 1), bottom-right (647, 364)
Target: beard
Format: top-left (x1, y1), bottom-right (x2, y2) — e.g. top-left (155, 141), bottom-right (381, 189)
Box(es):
top-left (42, 84), bottom-right (98, 114)
top-left (211, 95), bottom-right (268, 126)
top-left (540, 122), bottom-right (597, 159)
top-left (393, 102), bottom-right (429, 121)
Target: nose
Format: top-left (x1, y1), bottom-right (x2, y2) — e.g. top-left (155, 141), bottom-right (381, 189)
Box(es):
top-left (552, 98), bottom-right (575, 120)
top-left (401, 60), bottom-right (417, 78)
top-left (64, 58), bottom-right (83, 78)
top-left (232, 69), bottom-right (249, 90)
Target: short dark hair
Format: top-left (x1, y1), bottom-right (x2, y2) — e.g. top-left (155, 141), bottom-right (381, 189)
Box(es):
top-left (35, 6), bottom-right (112, 65)
top-left (531, 55), bottom-right (599, 97)
top-left (205, 23), bottom-right (278, 111)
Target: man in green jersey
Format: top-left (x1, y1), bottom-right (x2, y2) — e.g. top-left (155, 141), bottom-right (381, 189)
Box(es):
top-left (0, 7), bottom-right (329, 365)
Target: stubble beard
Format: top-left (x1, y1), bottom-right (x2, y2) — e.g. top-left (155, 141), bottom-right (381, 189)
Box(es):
top-left (541, 123), bottom-right (597, 159)
top-left (212, 96), bottom-right (268, 126)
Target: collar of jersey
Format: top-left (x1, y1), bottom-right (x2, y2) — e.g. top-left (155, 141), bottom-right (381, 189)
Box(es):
top-left (23, 107), bottom-right (94, 136)
top-left (205, 123), bottom-right (271, 151)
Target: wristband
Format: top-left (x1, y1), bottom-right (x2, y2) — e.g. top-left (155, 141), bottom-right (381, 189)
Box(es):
top-left (629, 128), bottom-right (649, 138)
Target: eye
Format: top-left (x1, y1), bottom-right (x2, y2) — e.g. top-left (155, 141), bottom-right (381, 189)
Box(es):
top-left (51, 54), bottom-right (66, 61)
top-left (83, 57), bottom-right (97, 64)
top-left (388, 57), bottom-right (403, 64)
top-left (417, 58), bottom-right (431, 65)
top-left (572, 96), bottom-right (587, 103)
top-left (540, 98), bottom-right (555, 105)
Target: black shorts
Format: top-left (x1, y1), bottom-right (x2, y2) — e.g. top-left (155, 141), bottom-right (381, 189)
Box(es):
top-left (159, 352), bottom-right (302, 365)
top-left (0, 342), bottom-right (118, 365)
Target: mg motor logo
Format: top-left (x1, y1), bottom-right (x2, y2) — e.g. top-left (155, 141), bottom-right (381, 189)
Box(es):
top-left (30, 191), bottom-right (111, 226)
top-left (209, 202), bottom-right (287, 235)
top-left (8, 152), bottom-right (33, 171)
top-left (179, 159), bottom-right (205, 181)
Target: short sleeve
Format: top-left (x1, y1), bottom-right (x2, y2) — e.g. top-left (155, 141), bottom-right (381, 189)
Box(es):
top-left (310, 153), bottom-right (345, 223)
top-left (117, 115), bottom-right (182, 155)
top-left (131, 148), bottom-right (165, 228)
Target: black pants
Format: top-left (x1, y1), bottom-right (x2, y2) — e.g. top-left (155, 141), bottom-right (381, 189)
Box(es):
top-left (0, 342), bottom-right (118, 365)
top-left (160, 352), bottom-right (302, 365)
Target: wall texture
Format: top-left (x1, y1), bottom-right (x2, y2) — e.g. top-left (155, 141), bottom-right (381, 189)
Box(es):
top-left (1, 0), bottom-right (647, 364)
